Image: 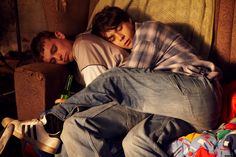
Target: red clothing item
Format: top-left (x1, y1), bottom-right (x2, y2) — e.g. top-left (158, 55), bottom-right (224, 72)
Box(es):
top-left (195, 146), bottom-right (216, 157)
top-left (231, 93), bottom-right (236, 120)
top-left (221, 80), bottom-right (236, 123)
top-left (224, 123), bottom-right (236, 130)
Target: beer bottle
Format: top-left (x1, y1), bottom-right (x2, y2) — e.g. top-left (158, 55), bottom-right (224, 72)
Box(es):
top-left (60, 74), bottom-right (73, 100)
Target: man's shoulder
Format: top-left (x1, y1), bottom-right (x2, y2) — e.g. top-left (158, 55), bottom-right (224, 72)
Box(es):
top-left (135, 21), bottom-right (177, 38)
top-left (74, 32), bottom-right (121, 49)
top-left (74, 32), bottom-right (128, 55)
top-left (135, 21), bottom-right (167, 34)
top-left (137, 21), bottom-right (164, 27)
top-left (75, 33), bottom-right (102, 44)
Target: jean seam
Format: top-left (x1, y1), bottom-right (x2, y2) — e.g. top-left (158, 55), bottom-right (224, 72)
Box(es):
top-left (84, 126), bottom-right (100, 157)
top-left (89, 103), bottom-right (118, 118)
top-left (76, 102), bottom-right (118, 119)
top-left (78, 115), bottom-right (100, 157)
top-left (82, 103), bottom-right (119, 157)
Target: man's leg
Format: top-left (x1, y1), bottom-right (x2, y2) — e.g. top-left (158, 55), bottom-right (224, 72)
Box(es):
top-left (65, 67), bottom-right (220, 130)
top-left (54, 144), bottom-right (68, 157)
top-left (46, 67), bottom-right (220, 130)
top-left (60, 102), bottom-right (149, 157)
top-left (122, 115), bottom-right (196, 157)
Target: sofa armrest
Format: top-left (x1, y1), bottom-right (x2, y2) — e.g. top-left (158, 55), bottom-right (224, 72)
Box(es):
top-left (14, 63), bottom-right (70, 120)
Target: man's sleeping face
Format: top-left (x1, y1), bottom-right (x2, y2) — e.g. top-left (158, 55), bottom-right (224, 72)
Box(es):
top-left (102, 20), bottom-right (134, 50)
top-left (42, 37), bottom-right (74, 64)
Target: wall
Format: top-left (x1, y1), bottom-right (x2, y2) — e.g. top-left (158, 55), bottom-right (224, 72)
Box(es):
top-left (0, 0), bottom-right (17, 55)
top-left (0, 0), bottom-right (90, 56)
top-left (211, 0), bottom-right (236, 83)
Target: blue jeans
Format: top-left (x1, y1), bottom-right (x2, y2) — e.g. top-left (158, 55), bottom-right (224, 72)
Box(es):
top-left (55, 102), bottom-right (195, 157)
top-left (47, 67), bottom-right (221, 130)
top-left (123, 114), bottom-right (195, 157)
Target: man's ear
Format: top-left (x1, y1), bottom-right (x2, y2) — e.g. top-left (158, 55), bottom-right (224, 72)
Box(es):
top-left (55, 31), bottom-right (65, 39)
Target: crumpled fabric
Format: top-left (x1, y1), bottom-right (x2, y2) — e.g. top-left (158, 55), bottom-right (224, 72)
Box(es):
top-left (167, 122), bottom-right (236, 157)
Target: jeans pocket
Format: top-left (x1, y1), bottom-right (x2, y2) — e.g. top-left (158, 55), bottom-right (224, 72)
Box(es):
top-left (170, 73), bottom-right (204, 96)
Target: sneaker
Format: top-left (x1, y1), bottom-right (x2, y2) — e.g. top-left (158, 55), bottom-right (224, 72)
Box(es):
top-left (0, 123), bottom-right (14, 154)
top-left (1, 117), bottom-right (61, 154)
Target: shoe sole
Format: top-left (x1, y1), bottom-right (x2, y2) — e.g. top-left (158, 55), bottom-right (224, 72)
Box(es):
top-left (1, 118), bottom-right (60, 154)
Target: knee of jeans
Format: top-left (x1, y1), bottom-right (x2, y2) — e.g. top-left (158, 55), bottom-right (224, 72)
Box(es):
top-left (122, 130), bottom-right (136, 150)
top-left (60, 117), bottom-right (77, 141)
top-left (103, 67), bottom-right (124, 78)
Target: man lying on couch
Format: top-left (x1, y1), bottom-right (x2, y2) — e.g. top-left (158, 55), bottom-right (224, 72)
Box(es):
top-left (0, 21), bottom-right (191, 157)
top-left (1, 6), bottom-right (222, 157)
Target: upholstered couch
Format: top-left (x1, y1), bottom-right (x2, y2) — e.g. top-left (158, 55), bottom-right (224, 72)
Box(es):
top-left (15, 0), bottom-right (236, 124)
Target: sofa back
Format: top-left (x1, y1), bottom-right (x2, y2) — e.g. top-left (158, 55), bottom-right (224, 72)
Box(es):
top-left (212, 0), bottom-right (236, 83)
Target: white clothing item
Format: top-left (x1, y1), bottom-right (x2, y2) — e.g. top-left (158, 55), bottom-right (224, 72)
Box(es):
top-left (72, 33), bottom-right (129, 86)
top-left (81, 65), bottom-right (107, 86)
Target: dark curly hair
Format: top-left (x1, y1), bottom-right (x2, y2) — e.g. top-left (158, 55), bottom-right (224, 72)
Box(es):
top-left (91, 6), bottom-right (131, 38)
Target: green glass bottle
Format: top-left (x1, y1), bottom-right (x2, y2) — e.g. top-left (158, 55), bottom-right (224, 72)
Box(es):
top-left (60, 74), bottom-right (73, 100)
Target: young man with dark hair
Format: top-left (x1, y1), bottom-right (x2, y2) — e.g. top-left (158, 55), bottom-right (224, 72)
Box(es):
top-left (30, 30), bottom-right (129, 85)
top-left (81, 6), bottom-right (222, 129)
top-left (55, 6), bottom-right (221, 156)
top-left (1, 29), bottom-right (133, 156)
top-left (1, 6), bottom-right (222, 157)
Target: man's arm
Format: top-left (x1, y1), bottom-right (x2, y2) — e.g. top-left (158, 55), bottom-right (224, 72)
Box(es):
top-left (73, 33), bottom-right (129, 85)
top-left (126, 21), bottom-right (221, 80)
top-left (81, 65), bottom-right (107, 86)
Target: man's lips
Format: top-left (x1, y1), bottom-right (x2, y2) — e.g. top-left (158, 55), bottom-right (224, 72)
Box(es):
top-left (125, 39), bottom-right (131, 47)
top-left (64, 52), bottom-right (69, 62)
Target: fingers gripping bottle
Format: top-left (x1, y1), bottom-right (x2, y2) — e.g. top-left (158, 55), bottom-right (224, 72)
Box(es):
top-left (59, 74), bottom-right (73, 102)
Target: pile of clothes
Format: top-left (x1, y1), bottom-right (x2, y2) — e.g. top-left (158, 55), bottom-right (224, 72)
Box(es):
top-left (167, 121), bottom-right (236, 157)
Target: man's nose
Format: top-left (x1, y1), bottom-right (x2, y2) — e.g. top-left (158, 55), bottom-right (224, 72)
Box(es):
top-left (117, 33), bottom-right (125, 41)
top-left (55, 53), bottom-right (63, 61)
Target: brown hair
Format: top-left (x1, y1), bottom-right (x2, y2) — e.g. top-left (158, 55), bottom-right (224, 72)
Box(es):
top-left (91, 6), bottom-right (131, 38)
top-left (30, 31), bottom-right (56, 62)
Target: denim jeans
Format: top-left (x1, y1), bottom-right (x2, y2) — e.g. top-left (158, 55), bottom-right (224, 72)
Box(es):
top-left (55, 102), bottom-right (195, 157)
top-left (47, 67), bottom-right (221, 130)
top-left (123, 114), bottom-right (195, 157)
top-left (59, 102), bottom-right (148, 157)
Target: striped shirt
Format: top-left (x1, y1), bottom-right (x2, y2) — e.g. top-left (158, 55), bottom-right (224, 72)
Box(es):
top-left (125, 21), bottom-right (221, 80)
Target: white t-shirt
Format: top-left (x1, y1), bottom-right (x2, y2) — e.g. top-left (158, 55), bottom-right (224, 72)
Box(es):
top-left (72, 33), bottom-right (129, 86)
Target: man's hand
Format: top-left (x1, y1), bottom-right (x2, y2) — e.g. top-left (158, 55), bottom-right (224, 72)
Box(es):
top-left (55, 98), bottom-right (65, 104)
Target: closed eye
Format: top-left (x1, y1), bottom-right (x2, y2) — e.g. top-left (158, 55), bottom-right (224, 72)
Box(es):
top-left (49, 57), bottom-right (57, 64)
top-left (51, 44), bottom-right (57, 55)
top-left (107, 35), bottom-right (115, 42)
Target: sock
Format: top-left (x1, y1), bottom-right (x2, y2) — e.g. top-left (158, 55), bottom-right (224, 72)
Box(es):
top-left (43, 114), bottom-right (64, 135)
